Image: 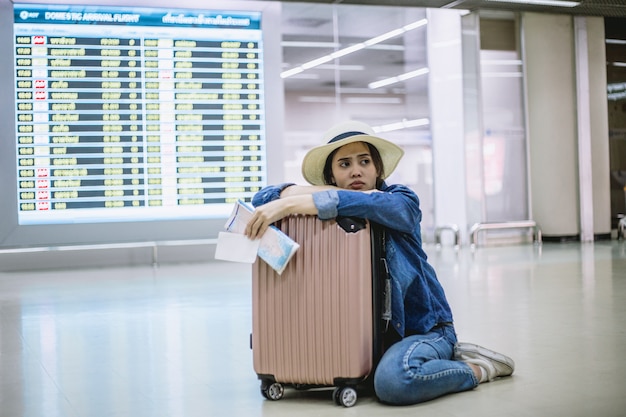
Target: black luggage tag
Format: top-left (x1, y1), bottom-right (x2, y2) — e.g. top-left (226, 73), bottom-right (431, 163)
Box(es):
top-left (336, 216), bottom-right (367, 233)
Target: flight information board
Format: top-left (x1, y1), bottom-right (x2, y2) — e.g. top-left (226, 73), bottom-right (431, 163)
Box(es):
top-left (13, 4), bottom-right (266, 225)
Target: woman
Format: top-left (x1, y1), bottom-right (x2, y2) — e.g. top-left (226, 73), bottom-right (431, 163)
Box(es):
top-left (245, 121), bottom-right (514, 405)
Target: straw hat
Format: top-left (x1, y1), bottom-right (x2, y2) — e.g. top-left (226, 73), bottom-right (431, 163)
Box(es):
top-left (301, 121), bottom-right (404, 186)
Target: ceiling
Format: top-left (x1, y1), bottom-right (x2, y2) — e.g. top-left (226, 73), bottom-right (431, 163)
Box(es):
top-left (280, 3), bottom-right (429, 95)
top-left (276, 0), bottom-right (626, 18)
top-left (274, 0), bottom-right (626, 97)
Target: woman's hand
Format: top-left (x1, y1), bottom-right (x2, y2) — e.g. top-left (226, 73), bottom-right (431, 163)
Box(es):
top-left (245, 194), bottom-right (317, 240)
top-left (245, 198), bottom-right (291, 240)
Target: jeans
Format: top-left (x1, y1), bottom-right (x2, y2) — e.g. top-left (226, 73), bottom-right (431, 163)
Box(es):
top-left (373, 325), bottom-right (479, 405)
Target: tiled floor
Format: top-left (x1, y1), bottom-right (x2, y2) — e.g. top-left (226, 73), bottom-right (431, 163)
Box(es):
top-left (1, 241), bottom-right (625, 417)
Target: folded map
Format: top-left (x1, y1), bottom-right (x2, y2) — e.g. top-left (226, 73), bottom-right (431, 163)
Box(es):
top-left (221, 200), bottom-right (299, 275)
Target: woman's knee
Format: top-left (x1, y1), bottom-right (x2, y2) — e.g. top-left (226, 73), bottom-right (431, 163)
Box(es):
top-left (373, 352), bottom-right (417, 405)
top-left (374, 366), bottom-right (405, 404)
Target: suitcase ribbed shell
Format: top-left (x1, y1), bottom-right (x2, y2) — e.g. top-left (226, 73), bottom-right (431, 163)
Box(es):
top-left (252, 215), bottom-right (373, 386)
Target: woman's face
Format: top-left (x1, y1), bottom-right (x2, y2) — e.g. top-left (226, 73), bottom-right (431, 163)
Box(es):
top-left (330, 141), bottom-right (379, 191)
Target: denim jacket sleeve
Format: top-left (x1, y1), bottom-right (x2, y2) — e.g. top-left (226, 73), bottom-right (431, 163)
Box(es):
top-left (251, 183), bottom-right (296, 207)
top-left (313, 184), bottom-right (421, 234)
top-left (251, 182), bottom-right (421, 234)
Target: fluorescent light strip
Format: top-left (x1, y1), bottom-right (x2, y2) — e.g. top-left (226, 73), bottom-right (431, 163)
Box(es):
top-left (281, 18), bottom-right (427, 79)
top-left (281, 67), bottom-right (306, 78)
top-left (608, 82), bottom-right (626, 93)
top-left (301, 55), bottom-right (334, 70)
top-left (606, 39), bottom-right (626, 45)
top-left (282, 64), bottom-right (364, 78)
top-left (609, 62), bottom-right (626, 68)
top-left (608, 91), bottom-right (626, 101)
top-left (373, 118), bottom-right (430, 133)
top-left (486, 0), bottom-right (579, 7)
top-left (331, 43), bottom-right (366, 59)
top-left (368, 68), bottom-right (429, 90)
top-left (365, 28), bottom-right (405, 46)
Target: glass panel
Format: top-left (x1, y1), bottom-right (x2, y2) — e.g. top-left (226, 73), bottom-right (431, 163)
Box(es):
top-left (280, 3), bottom-right (434, 228)
top-left (462, 13), bottom-right (530, 242)
top-left (461, 13), bottom-right (485, 227)
top-left (481, 49), bottom-right (528, 222)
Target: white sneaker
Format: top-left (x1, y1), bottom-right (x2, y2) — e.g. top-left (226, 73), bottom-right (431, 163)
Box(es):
top-left (454, 342), bottom-right (515, 381)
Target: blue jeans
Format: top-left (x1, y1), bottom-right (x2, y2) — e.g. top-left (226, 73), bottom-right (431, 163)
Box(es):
top-left (373, 325), bottom-right (479, 405)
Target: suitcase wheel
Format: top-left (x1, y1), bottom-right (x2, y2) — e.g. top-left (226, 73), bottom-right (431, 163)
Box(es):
top-left (333, 386), bottom-right (358, 407)
top-left (260, 380), bottom-right (284, 401)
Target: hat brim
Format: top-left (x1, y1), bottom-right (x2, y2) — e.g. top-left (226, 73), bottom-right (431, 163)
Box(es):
top-left (301, 134), bottom-right (404, 186)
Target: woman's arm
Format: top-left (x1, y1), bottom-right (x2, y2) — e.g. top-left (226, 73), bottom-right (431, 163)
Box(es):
top-left (280, 184), bottom-right (338, 197)
top-left (251, 183), bottom-right (337, 207)
top-left (246, 183), bottom-right (420, 238)
top-left (332, 185), bottom-right (421, 234)
top-left (245, 194), bottom-right (316, 239)
top-left (246, 184), bottom-right (339, 239)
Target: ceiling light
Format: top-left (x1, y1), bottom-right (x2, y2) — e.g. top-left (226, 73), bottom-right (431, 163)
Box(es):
top-left (364, 28), bottom-right (405, 46)
top-left (608, 91), bottom-right (626, 101)
top-left (606, 39), bottom-right (626, 45)
top-left (301, 55), bottom-right (334, 70)
top-left (606, 83), bottom-right (626, 102)
top-left (279, 64), bottom-right (364, 77)
top-left (281, 18), bottom-right (427, 79)
top-left (281, 67), bottom-right (305, 78)
top-left (485, 0), bottom-right (579, 7)
top-left (607, 82), bottom-right (626, 93)
top-left (330, 43), bottom-right (367, 59)
top-left (368, 68), bottom-right (429, 90)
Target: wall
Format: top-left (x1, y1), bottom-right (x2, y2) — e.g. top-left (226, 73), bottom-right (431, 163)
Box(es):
top-left (522, 12), bottom-right (611, 239)
top-left (523, 13), bottom-right (580, 239)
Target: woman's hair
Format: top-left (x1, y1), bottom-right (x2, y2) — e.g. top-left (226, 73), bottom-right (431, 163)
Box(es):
top-left (322, 142), bottom-right (385, 188)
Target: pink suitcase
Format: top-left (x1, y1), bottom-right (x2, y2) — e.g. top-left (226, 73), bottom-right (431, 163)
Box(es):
top-left (251, 215), bottom-right (388, 407)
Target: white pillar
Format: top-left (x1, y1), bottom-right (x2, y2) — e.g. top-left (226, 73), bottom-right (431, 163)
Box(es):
top-left (522, 13), bottom-right (579, 239)
top-left (574, 16), bottom-right (594, 242)
top-left (522, 13), bottom-right (611, 240)
top-left (427, 9), bottom-right (467, 244)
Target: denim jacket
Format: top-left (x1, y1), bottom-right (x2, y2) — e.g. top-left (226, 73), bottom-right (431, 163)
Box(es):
top-left (251, 182), bottom-right (454, 338)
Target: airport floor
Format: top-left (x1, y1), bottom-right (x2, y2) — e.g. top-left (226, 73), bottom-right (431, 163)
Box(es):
top-left (0, 241), bottom-right (625, 417)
